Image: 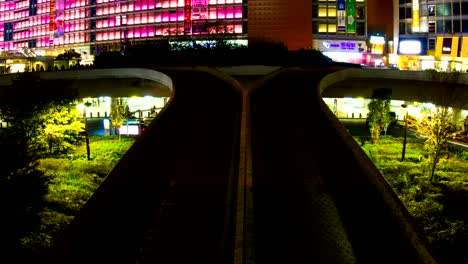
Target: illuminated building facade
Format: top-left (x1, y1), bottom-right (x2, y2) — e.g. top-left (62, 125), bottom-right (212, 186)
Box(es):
top-left (396, 0), bottom-right (468, 71)
top-left (0, 0), bottom-right (247, 71)
top-left (312, 0), bottom-right (370, 65)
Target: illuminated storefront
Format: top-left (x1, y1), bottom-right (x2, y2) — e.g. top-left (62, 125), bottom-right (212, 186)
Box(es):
top-left (315, 39), bottom-right (367, 64)
top-left (396, 37), bottom-right (427, 70)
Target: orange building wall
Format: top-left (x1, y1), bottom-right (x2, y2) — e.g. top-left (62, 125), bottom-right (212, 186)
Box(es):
top-left (367, 0), bottom-right (394, 40)
top-left (248, 0), bottom-right (313, 50)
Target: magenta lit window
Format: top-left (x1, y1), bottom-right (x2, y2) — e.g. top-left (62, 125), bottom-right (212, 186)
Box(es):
top-left (217, 8), bottom-right (225, 19)
top-left (135, 0), bottom-right (141, 11)
top-left (134, 28), bottom-right (141, 38)
top-left (235, 24), bottom-right (242, 33)
top-left (178, 9), bottom-right (184, 21)
top-left (235, 6), bottom-right (242, 18)
top-left (226, 7), bottom-right (233, 19)
top-left (149, 0), bottom-right (155, 9)
top-left (170, 12), bottom-right (176, 22)
top-left (162, 12), bottom-right (169, 22)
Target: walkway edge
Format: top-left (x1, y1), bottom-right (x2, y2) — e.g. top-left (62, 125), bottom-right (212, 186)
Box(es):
top-left (234, 91), bottom-right (255, 264)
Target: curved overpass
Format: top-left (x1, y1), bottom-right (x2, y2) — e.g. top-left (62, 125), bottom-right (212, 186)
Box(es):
top-left (320, 68), bottom-right (468, 109)
top-left (32, 67), bottom-right (444, 264)
top-left (0, 68), bottom-right (173, 101)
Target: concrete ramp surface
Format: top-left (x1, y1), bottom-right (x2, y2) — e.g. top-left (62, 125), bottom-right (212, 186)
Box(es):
top-left (47, 67), bottom-right (438, 264)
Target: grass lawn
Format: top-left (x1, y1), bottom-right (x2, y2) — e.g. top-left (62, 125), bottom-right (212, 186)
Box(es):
top-left (18, 135), bottom-right (135, 258)
top-left (358, 136), bottom-right (468, 264)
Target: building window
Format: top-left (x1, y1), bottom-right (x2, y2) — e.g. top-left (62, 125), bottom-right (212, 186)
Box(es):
top-left (462, 20), bottom-right (468, 33)
top-left (436, 4), bottom-right (451, 17)
top-left (405, 8), bottom-right (412, 19)
top-left (437, 20), bottom-right (443, 33)
top-left (318, 23), bottom-right (327, 33)
top-left (445, 20), bottom-right (452, 33)
top-left (453, 2), bottom-right (461, 15)
top-left (428, 5), bottom-right (435, 16)
top-left (318, 5), bottom-right (327, 17)
top-left (399, 7), bottom-right (406, 19)
top-left (400, 22), bottom-right (406, 34)
top-left (328, 23), bottom-right (336, 33)
top-left (357, 22), bottom-right (365, 35)
top-left (327, 5), bottom-right (336, 17)
top-left (428, 21), bottom-right (435, 33)
top-left (454, 20), bottom-right (460, 33)
top-left (428, 38), bottom-right (436, 50)
top-left (356, 6), bottom-right (364, 19)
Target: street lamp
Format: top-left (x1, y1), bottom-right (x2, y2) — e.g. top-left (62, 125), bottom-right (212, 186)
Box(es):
top-left (77, 104), bottom-right (91, 161)
top-left (401, 104), bottom-right (408, 161)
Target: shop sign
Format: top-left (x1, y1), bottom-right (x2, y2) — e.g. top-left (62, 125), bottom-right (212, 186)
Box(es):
top-left (322, 41), bottom-right (358, 51)
top-left (345, 0), bottom-right (356, 33)
top-left (337, 0), bottom-right (346, 33)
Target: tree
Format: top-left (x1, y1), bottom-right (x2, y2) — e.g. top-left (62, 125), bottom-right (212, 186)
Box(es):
top-left (56, 49), bottom-right (81, 60)
top-left (0, 72), bottom-right (81, 157)
top-left (367, 88), bottom-right (392, 144)
top-left (410, 70), bottom-right (462, 181)
top-left (38, 102), bottom-right (84, 155)
top-left (109, 98), bottom-right (126, 140)
top-left (411, 106), bottom-right (453, 181)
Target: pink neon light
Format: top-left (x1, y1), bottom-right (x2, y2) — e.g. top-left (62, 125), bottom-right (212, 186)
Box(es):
top-left (209, 9), bottom-right (216, 19)
top-left (142, 15), bottom-right (148, 23)
top-left (218, 9), bottom-right (225, 19)
top-left (135, 3), bottom-right (141, 11)
top-left (162, 13), bottom-right (169, 22)
top-left (235, 7), bottom-right (242, 18)
top-left (162, 0), bottom-right (169, 8)
top-left (209, 0), bottom-right (216, 4)
top-left (155, 14), bottom-right (161, 22)
top-left (235, 24), bottom-right (242, 33)
top-left (170, 12), bottom-right (177, 22)
top-left (226, 7), bottom-right (234, 19)
top-left (218, 0), bottom-right (225, 4)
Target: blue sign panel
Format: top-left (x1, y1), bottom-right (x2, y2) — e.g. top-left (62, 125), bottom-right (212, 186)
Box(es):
top-left (337, 0), bottom-right (346, 32)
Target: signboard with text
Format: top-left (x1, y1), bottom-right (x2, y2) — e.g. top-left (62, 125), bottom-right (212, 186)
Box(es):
top-left (184, 0), bottom-right (192, 34)
top-left (337, 0), bottom-right (346, 33)
top-left (345, 0), bottom-right (356, 33)
top-left (192, 0), bottom-right (208, 20)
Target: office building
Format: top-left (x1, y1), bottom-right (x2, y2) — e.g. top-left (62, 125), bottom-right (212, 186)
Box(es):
top-left (0, 0), bottom-right (247, 71)
top-left (396, 0), bottom-right (468, 71)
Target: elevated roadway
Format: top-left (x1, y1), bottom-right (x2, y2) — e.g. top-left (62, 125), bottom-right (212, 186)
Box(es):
top-left (6, 67), bottom-right (462, 263)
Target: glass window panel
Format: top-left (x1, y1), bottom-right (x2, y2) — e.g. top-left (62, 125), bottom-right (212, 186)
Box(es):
top-left (318, 23), bottom-right (327, 32)
top-left (318, 5), bottom-right (327, 17)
